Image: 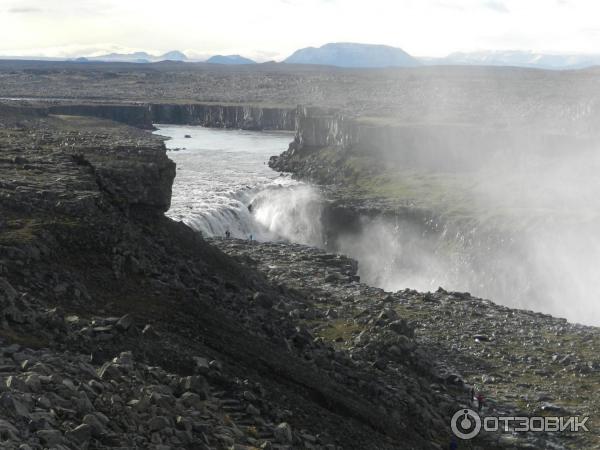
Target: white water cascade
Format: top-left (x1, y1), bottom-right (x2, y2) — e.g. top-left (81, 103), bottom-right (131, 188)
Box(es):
top-left (155, 124), bottom-right (325, 246)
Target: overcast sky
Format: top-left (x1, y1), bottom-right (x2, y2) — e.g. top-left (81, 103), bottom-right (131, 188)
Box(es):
top-left (2, 0), bottom-right (600, 60)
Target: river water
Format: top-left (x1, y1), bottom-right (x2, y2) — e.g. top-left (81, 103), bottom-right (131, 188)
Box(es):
top-left (154, 124), bottom-right (324, 245)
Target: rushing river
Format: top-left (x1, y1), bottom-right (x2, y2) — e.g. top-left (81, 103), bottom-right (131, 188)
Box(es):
top-left (154, 125), bottom-right (324, 245)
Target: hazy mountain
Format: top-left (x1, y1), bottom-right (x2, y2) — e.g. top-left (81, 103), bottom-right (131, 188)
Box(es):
top-left (284, 42), bottom-right (421, 68)
top-left (205, 55), bottom-right (256, 65)
top-left (430, 50), bottom-right (600, 70)
top-left (160, 50), bottom-right (188, 61)
top-left (84, 51), bottom-right (188, 63)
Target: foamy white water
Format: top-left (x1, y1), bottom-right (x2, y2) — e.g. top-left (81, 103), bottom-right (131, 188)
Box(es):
top-left (154, 125), bottom-right (324, 246)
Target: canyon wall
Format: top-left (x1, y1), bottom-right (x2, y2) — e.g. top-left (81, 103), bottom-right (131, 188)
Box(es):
top-left (149, 103), bottom-right (295, 130)
top-left (271, 105), bottom-right (586, 178)
top-left (48, 103), bottom-right (155, 129)
top-left (47, 102), bottom-right (296, 131)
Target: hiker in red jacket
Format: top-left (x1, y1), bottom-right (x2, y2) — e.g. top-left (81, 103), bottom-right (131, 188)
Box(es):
top-left (476, 393), bottom-right (485, 412)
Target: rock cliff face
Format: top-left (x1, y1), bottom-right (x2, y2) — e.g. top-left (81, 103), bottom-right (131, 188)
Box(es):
top-left (46, 102), bottom-right (296, 131)
top-left (0, 113), bottom-right (174, 216)
top-left (149, 103), bottom-right (295, 130)
top-left (48, 104), bottom-right (155, 130)
top-left (272, 106), bottom-right (595, 180)
top-left (270, 107), bottom-right (520, 180)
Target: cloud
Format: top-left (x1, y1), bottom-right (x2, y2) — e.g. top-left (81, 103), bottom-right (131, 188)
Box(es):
top-left (434, 1), bottom-right (466, 11)
top-left (8, 7), bottom-right (42, 13)
top-left (483, 0), bottom-right (509, 13)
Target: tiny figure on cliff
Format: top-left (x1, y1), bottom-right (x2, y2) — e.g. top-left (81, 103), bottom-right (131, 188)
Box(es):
top-left (476, 393), bottom-right (485, 412)
top-left (225, 230), bottom-right (231, 239)
top-left (249, 234), bottom-right (253, 242)
top-left (470, 386), bottom-right (475, 405)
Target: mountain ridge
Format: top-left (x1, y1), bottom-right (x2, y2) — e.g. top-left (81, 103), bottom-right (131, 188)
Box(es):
top-left (284, 42), bottom-right (421, 68)
top-left (205, 54), bottom-right (256, 65)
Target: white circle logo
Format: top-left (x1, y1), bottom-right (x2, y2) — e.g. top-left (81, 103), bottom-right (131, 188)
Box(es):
top-left (451, 408), bottom-right (481, 440)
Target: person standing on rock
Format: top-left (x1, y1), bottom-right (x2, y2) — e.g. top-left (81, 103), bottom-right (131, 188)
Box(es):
top-left (476, 392), bottom-right (485, 412)
top-left (470, 386), bottom-right (475, 406)
top-left (225, 230), bottom-right (231, 239)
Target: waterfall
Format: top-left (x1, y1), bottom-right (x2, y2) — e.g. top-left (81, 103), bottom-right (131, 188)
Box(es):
top-left (179, 181), bottom-right (324, 246)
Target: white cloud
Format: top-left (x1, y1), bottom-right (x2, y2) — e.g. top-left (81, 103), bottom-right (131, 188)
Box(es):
top-left (483, 0), bottom-right (509, 13)
top-left (1, 0), bottom-right (600, 59)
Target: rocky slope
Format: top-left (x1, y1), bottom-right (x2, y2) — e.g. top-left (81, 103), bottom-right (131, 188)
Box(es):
top-left (210, 239), bottom-right (600, 449)
top-left (0, 103), bottom-right (483, 449)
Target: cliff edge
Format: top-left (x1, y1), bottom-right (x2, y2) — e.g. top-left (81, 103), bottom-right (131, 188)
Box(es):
top-left (0, 105), bottom-right (473, 449)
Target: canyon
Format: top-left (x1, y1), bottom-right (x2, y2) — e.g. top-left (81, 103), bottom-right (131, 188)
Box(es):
top-left (1, 60), bottom-right (600, 449)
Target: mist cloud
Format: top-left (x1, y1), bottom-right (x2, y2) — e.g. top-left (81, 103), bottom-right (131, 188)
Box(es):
top-left (8, 7), bottom-right (42, 14)
top-left (483, 0), bottom-right (509, 13)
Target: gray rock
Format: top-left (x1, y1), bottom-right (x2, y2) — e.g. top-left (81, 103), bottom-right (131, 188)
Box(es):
top-left (0, 419), bottom-right (19, 440)
top-left (180, 375), bottom-right (208, 399)
top-left (82, 413), bottom-right (107, 437)
top-left (247, 404), bottom-right (261, 416)
top-left (253, 292), bottom-right (274, 308)
top-left (274, 422), bottom-right (293, 444)
top-left (142, 324), bottom-right (158, 338)
top-left (97, 361), bottom-right (120, 379)
top-left (192, 357), bottom-right (210, 375)
top-left (388, 319), bottom-right (414, 337)
top-left (65, 423), bottom-right (92, 444)
top-left (115, 314), bottom-right (134, 331)
top-left (36, 429), bottom-right (64, 446)
top-left (179, 392), bottom-right (204, 409)
top-left (0, 392), bottom-right (29, 418)
top-left (149, 416), bottom-right (170, 432)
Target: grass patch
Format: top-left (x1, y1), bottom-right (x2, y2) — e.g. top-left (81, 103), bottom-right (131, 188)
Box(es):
top-left (317, 319), bottom-right (362, 342)
top-left (0, 219), bottom-right (42, 245)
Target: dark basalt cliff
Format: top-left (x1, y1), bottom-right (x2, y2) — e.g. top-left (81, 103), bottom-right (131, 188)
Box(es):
top-left (270, 106), bottom-right (596, 182)
top-left (48, 103), bottom-right (155, 130)
top-left (45, 102), bottom-right (296, 131)
top-left (149, 103), bottom-right (295, 130)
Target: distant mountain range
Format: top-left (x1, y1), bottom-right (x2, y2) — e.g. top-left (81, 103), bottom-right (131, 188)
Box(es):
top-left (427, 50), bottom-right (600, 70)
top-left (76, 50), bottom-right (188, 63)
top-left (284, 43), bottom-right (421, 68)
top-left (2, 44), bottom-right (600, 70)
top-left (283, 44), bottom-right (600, 70)
top-left (205, 55), bottom-right (256, 65)
top-left (81, 51), bottom-right (257, 65)
top-left (61, 51), bottom-right (258, 64)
